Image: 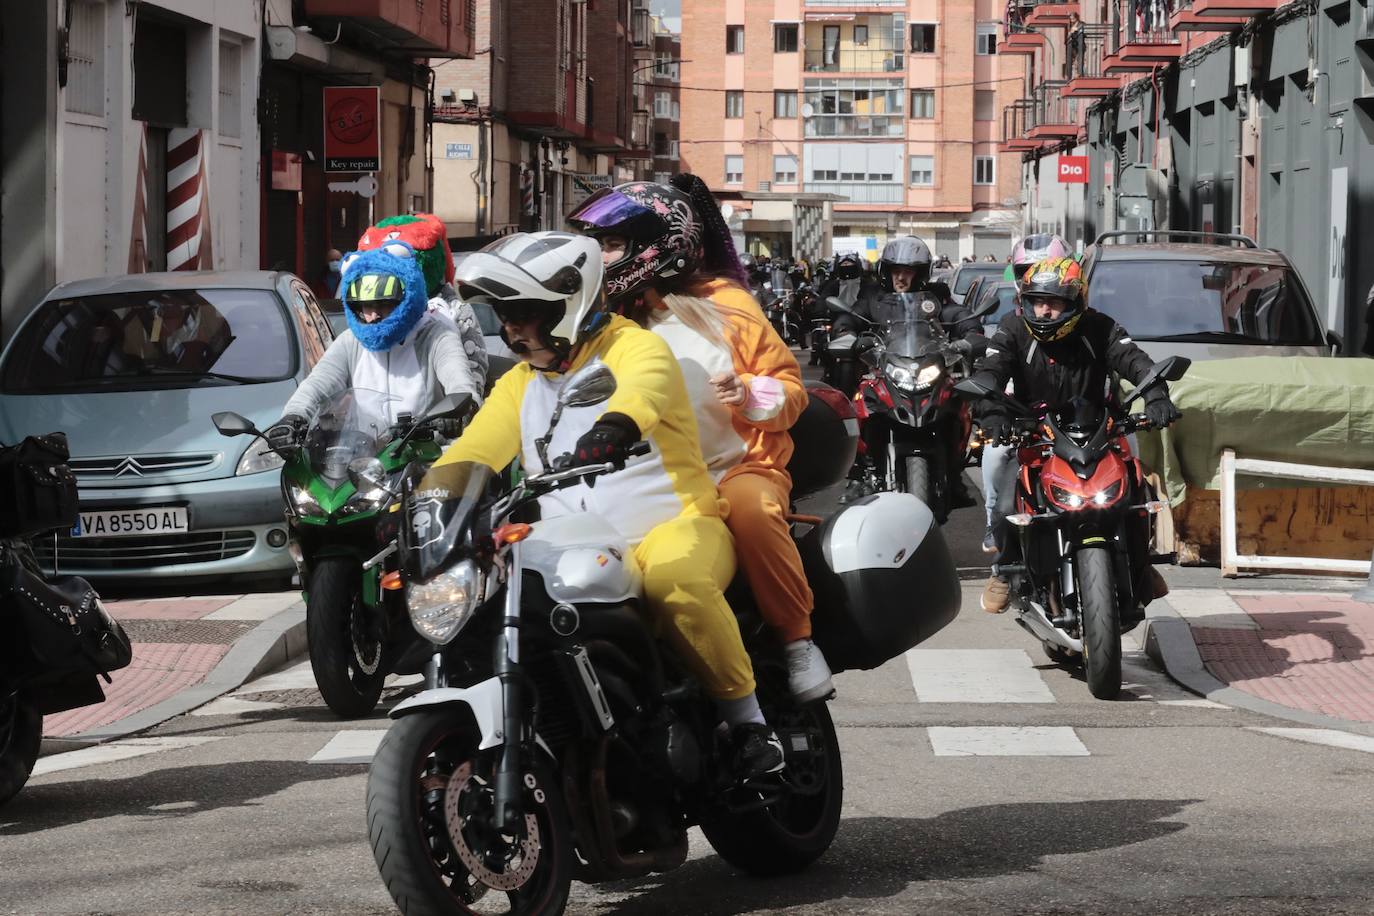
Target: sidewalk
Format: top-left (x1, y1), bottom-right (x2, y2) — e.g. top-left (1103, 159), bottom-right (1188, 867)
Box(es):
top-left (1144, 574), bottom-right (1374, 737)
top-left (41, 592), bottom-right (306, 751)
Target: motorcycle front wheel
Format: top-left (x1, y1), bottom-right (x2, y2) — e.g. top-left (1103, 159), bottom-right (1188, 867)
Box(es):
top-left (902, 455), bottom-right (931, 506)
top-left (0, 695), bottom-right (41, 807)
top-left (307, 556), bottom-right (386, 718)
top-left (1077, 546), bottom-right (1122, 700)
top-left (367, 711), bottom-right (572, 916)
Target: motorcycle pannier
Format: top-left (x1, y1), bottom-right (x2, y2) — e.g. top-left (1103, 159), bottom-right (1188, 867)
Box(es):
top-left (0, 433), bottom-right (79, 539)
top-left (803, 492), bottom-right (961, 672)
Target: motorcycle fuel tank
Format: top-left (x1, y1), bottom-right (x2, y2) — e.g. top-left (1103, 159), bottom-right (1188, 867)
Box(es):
top-left (802, 492), bottom-right (961, 672)
top-left (521, 514), bottom-right (643, 605)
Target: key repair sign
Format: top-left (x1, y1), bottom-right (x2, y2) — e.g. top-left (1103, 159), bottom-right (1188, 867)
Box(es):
top-left (324, 87), bottom-right (380, 172)
top-left (1058, 155), bottom-right (1089, 184)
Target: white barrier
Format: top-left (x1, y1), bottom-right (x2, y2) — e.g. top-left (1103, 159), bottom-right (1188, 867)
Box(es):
top-left (1219, 448), bottom-right (1374, 578)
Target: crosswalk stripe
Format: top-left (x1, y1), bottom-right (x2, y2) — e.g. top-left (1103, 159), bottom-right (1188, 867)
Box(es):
top-left (308, 729), bottom-right (388, 765)
top-left (1247, 728), bottom-right (1374, 755)
top-left (906, 649), bottom-right (1056, 703)
top-left (31, 737), bottom-right (223, 777)
top-left (928, 726), bottom-right (1090, 757)
top-left (236, 659), bottom-right (317, 693)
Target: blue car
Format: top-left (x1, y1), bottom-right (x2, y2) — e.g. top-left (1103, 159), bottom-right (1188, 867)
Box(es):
top-left (0, 271), bottom-right (336, 586)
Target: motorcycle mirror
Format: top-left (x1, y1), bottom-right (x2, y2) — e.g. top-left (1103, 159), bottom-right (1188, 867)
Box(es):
top-left (212, 411), bottom-right (258, 437)
top-left (420, 393), bottom-right (473, 423)
top-left (1123, 356), bottom-right (1190, 406)
top-left (953, 378), bottom-right (994, 400)
top-left (1159, 355), bottom-right (1191, 382)
top-left (968, 293), bottom-right (999, 320)
top-left (558, 362), bottom-right (618, 409)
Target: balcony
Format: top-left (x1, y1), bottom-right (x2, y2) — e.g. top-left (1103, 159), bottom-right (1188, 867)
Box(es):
top-left (806, 181), bottom-right (905, 204)
top-left (803, 48), bottom-right (905, 73)
top-left (631, 2), bottom-right (652, 49)
top-left (1169, 0), bottom-right (1248, 31)
top-left (1026, 81), bottom-right (1081, 141)
top-left (303, 0), bottom-right (475, 58)
top-left (622, 109), bottom-right (653, 160)
top-left (1101, 19), bottom-right (1182, 74)
top-left (997, 25), bottom-right (1046, 55)
top-left (1191, 0), bottom-right (1280, 17)
top-left (803, 114), bottom-right (905, 138)
top-left (1064, 26), bottom-right (1121, 96)
top-left (1000, 101), bottom-right (1046, 153)
top-left (1024, 0), bottom-right (1080, 28)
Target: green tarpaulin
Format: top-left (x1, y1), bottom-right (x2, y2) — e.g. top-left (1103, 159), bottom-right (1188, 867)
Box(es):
top-left (1133, 357), bottom-right (1374, 506)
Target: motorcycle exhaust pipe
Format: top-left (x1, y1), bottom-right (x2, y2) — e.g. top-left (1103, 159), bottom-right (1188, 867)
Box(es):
top-left (1015, 599), bottom-right (1083, 654)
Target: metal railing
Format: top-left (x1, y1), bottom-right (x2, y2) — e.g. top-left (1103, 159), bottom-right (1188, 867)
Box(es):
top-left (805, 180), bottom-right (905, 203)
top-left (1120, 0), bottom-right (1181, 45)
top-left (1033, 80), bottom-right (1078, 129)
top-left (1068, 25), bottom-right (1112, 78)
top-left (803, 48), bottom-right (905, 72)
top-left (1001, 99), bottom-right (1036, 144)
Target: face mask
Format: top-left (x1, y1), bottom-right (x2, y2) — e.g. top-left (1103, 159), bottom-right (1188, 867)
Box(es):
top-left (328, 260), bottom-right (342, 274)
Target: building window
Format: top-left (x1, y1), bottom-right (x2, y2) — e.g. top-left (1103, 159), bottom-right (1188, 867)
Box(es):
top-left (909, 154), bottom-right (934, 187)
top-left (725, 90), bottom-right (744, 119)
top-left (774, 90), bottom-right (798, 119)
top-left (803, 79), bottom-right (905, 137)
top-left (910, 89), bottom-right (934, 119)
top-left (775, 23), bottom-right (798, 53)
top-left (655, 53), bottom-right (679, 80)
top-left (854, 24), bottom-right (869, 46)
top-left (774, 154), bottom-right (798, 184)
top-left (910, 23), bottom-right (937, 53)
top-left (218, 40), bottom-right (241, 138)
top-left (975, 156), bottom-right (995, 185)
top-left (654, 171), bottom-right (673, 183)
top-left (65, 0), bottom-right (105, 117)
top-left (976, 24), bottom-right (998, 56)
top-left (975, 89), bottom-right (995, 122)
top-left (726, 25), bottom-right (745, 54)
top-left (725, 155), bottom-right (744, 184)
top-left (655, 132), bottom-right (669, 156)
top-left (672, 101), bottom-right (680, 121)
top-left (669, 140), bottom-right (679, 159)
top-left (655, 90), bottom-right (672, 118)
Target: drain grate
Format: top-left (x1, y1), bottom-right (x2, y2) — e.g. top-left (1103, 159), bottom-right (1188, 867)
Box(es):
top-left (122, 619), bottom-right (255, 645)
top-left (239, 685), bottom-right (416, 707)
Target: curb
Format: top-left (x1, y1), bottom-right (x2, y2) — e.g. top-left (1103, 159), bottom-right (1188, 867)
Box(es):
top-left (1141, 598), bottom-right (1374, 739)
top-left (37, 602), bottom-right (309, 755)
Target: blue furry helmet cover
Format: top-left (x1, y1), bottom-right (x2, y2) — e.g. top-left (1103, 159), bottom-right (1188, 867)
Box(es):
top-left (339, 242), bottom-right (429, 352)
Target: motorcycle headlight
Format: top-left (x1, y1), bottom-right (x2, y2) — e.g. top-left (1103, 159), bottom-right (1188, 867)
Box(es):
top-left (407, 560), bottom-right (482, 645)
top-left (885, 361), bottom-right (916, 391)
top-left (237, 438), bottom-right (284, 475)
top-left (288, 483), bottom-right (323, 516)
top-left (914, 364), bottom-right (943, 391)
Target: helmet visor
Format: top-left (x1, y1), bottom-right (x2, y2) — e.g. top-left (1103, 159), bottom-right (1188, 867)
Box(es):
top-left (346, 272), bottom-right (406, 307)
top-left (566, 187), bottom-right (663, 234)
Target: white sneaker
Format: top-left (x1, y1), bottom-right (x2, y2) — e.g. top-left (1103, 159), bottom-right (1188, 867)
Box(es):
top-left (786, 639), bottom-right (835, 704)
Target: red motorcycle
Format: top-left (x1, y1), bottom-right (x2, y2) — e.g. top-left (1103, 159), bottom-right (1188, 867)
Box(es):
top-left (955, 356), bottom-right (1188, 699)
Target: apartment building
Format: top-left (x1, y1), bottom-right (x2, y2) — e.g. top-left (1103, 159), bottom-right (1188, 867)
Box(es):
top-left (432, 0), bottom-right (649, 243)
top-left (681, 0), bottom-right (1026, 262)
top-left (1001, 0), bottom-right (1374, 350)
top-left (645, 16), bottom-right (683, 184)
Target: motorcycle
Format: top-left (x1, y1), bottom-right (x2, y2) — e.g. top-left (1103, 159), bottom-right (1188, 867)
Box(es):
top-left (953, 356), bottom-right (1190, 699)
top-left (847, 316), bottom-right (976, 524)
top-left (1, 433), bottom-right (132, 806)
top-left (363, 363), bottom-right (962, 914)
top-left (212, 389), bottom-right (472, 717)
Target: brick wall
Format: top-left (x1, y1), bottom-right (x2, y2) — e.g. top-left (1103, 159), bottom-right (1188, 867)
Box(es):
top-left (506, 0), bottom-right (562, 118)
top-left (679, 0), bottom-right (726, 184)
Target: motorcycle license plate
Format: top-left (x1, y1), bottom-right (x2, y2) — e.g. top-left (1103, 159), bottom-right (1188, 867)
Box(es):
top-left (71, 507), bottom-right (190, 538)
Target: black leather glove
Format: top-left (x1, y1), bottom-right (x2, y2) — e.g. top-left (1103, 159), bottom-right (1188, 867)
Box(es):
top-left (978, 415), bottom-right (1013, 445)
top-left (948, 338), bottom-right (973, 356)
top-left (571, 412), bottom-right (640, 467)
top-left (1144, 393), bottom-right (1182, 429)
top-left (431, 417), bottom-right (464, 439)
top-left (265, 414), bottom-right (306, 450)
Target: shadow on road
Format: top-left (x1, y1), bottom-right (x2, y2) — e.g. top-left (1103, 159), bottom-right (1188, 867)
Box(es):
top-left (0, 760), bottom-right (358, 836)
top-left (594, 799), bottom-right (1197, 915)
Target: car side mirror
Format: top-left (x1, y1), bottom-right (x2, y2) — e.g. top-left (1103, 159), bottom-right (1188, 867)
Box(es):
top-left (1326, 330), bottom-right (1344, 355)
top-left (212, 411), bottom-right (258, 437)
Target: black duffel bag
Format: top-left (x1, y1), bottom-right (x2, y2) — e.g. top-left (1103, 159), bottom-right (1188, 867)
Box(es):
top-left (3, 556), bottom-right (132, 677)
top-left (0, 433), bottom-right (79, 539)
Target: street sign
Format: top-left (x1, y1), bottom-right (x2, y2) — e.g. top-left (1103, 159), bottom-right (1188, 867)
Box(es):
top-left (323, 86), bottom-right (380, 173)
top-left (570, 173), bottom-right (613, 206)
top-left (445, 142), bottom-right (472, 160)
top-left (1058, 156), bottom-right (1089, 183)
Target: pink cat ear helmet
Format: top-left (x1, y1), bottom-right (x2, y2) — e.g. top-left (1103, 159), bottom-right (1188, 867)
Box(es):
top-left (1010, 234), bottom-right (1073, 281)
top-left (567, 182), bottom-right (703, 309)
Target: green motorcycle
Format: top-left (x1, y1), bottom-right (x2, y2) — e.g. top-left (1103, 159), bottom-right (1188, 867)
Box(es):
top-left (213, 388), bottom-right (471, 717)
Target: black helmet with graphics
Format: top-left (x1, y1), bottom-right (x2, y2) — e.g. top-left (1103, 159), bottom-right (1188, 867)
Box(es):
top-left (1019, 255), bottom-right (1087, 342)
top-left (567, 181), bottom-right (702, 308)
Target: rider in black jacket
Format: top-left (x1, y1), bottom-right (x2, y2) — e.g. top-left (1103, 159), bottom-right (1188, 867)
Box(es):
top-left (855, 237), bottom-right (986, 355)
top-left (971, 256), bottom-right (1181, 613)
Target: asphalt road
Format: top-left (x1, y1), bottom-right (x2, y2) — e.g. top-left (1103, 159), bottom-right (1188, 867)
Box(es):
top-left (5, 489), bottom-right (1374, 916)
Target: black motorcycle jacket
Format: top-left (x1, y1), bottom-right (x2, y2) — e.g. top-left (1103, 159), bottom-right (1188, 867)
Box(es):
top-left (970, 309), bottom-right (1165, 426)
top-left (853, 285), bottom-right (987, 356)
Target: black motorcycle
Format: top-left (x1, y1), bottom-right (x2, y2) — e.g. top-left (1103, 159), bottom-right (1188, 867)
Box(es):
top-left (0, 433), bottom-right (132, 806)
top-left (363, 364), bottom-right (961, 914)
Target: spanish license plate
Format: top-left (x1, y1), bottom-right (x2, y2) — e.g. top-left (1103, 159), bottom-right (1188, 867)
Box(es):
top-left (71, 507), bottom-right (190, 539)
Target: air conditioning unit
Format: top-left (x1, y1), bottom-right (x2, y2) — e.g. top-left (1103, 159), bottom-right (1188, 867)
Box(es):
top-left (439, 88), bottom-right (457, 103)
top-left (758, 180), bottom-right (772, 192)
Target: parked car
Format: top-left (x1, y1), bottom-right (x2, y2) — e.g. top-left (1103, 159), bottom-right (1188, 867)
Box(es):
top-left (0, 271), bottom-right (334, 587)
top-left (970, 280), bottom-right (1021, 335)
top-left (949, 261), bottom-right (1007, 306)
top-left (1082, 231), bottom-right (1337, 361)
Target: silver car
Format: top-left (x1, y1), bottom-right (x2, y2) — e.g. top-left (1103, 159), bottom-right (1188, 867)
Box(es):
top-left (0, 271), bottom-right (335, 585)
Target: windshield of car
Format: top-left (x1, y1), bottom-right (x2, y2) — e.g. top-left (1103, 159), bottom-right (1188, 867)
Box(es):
top-left (953, 264), bottom-right (1005, 295)
top-left (304, 388), bottom-right (400, 486)
top-left (2, 288), bottom-right (294, 393)
top-left (1088, 259), bottom-right (1324, 345)
top-left (984, 286), bottom-right (1020, 326)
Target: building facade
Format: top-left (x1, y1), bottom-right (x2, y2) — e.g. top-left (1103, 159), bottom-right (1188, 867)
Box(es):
top-left (680, 0), bottom-right (1026, 262)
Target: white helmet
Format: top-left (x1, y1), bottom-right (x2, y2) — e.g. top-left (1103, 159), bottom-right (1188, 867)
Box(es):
top-left (454, 232), bottom-right (606, 366)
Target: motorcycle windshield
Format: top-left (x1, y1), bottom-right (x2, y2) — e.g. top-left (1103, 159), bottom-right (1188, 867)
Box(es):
top-left (404, 461), bottom-right (496, 582)
top-left (883, 319), bottom-right (944, 361)
top-left (303, 388), bottom-right (399, 487)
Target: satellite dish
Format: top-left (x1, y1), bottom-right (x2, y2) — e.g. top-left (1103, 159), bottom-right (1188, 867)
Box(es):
top-left (801, 103), bottom-right (815, 119)
top-left (720, 203), bottom-right (734, 220)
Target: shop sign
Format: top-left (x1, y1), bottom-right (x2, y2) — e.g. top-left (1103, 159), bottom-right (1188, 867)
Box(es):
top-left (445, 143), bottom-right (473, 159)
top-left (570, 173), bottom-right (613, 206)
top-left (324, 86), bottom-right (381, 173)
top-left (1058, 156), bottom-right (1089, 183)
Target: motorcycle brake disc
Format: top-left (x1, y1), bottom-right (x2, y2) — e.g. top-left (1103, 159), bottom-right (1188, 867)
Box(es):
top-left (444, 761), bottom-right (542, 891)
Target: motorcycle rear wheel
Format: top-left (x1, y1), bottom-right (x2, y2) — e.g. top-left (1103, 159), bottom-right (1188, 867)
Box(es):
top-left (0, 696), bottom-right (42, 807)
top-left (1077, 547), bottom-right (1122, 700)
top-left (307, 556), bottom-right (386, 718)
top-left (367, 711), bottom-right (572, 916)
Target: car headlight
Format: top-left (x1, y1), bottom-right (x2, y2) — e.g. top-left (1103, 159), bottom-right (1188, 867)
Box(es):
top-left (288, 483), bottom-right (323, 516)
top-left (407, 560), bottom-right (482, 645)
top-left (885, 362), bottom-right (916, 391)
top-left (914, 364), bottom-right (943, 391)
top-left (237, 438), bottom-right (284, 475)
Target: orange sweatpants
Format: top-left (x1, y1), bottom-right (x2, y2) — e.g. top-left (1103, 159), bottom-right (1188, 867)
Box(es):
top-left (719, 469), bottom-right (815, 643)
